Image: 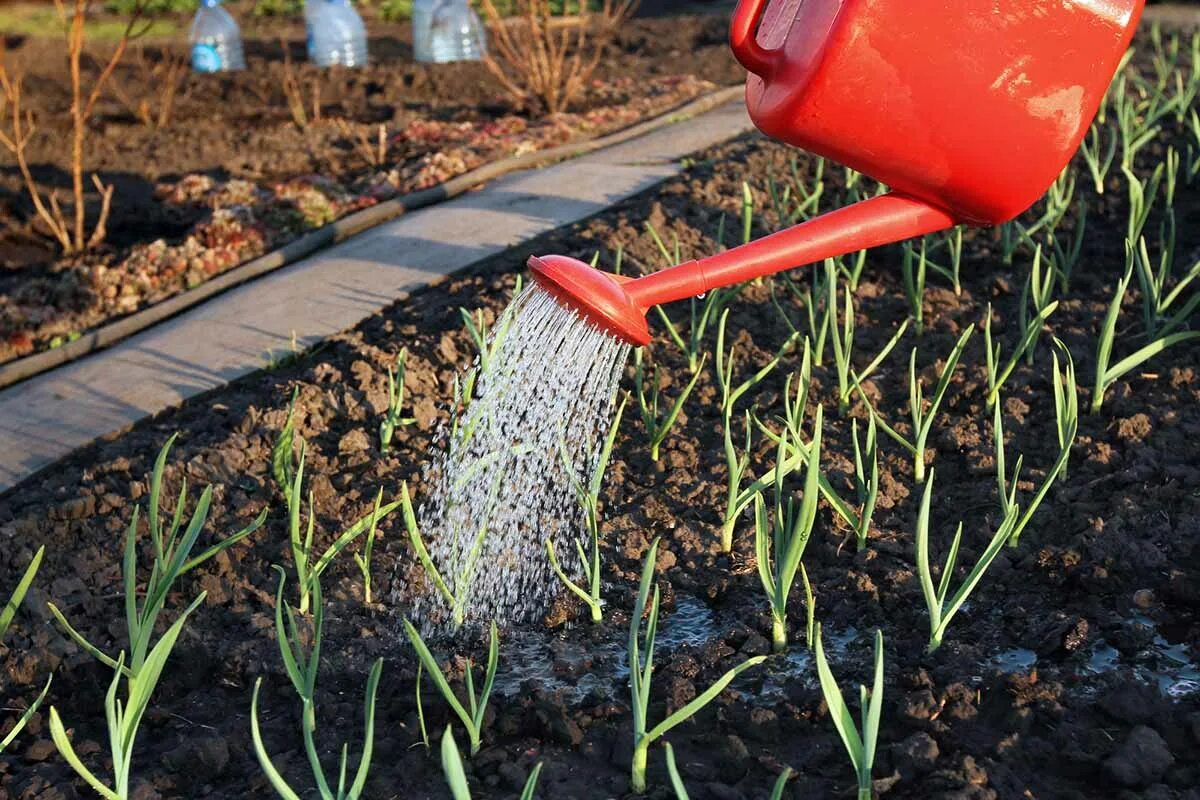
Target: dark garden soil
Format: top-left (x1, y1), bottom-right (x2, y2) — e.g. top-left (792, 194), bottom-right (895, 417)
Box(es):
top-left (4, 24), bottom-right (1200, 798)
top-left (2, 120), bottom-right (1200, 798)
top-left (0, 9), bottom-right (742, 364)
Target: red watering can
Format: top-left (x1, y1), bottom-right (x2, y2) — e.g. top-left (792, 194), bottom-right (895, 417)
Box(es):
top-left (530, 0), bottom-right (1144, 346)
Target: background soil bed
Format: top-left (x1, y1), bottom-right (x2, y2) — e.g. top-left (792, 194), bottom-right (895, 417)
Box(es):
top-left (0, 11), bottom-right (741, 364)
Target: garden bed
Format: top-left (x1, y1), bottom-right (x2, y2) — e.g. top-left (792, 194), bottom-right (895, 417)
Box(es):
top-left (0, 9), bottom-right (741, 365)
top-left (3, 28), bottom-right (1200, 800)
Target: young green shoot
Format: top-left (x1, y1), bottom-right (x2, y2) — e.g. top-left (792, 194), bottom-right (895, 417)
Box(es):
top-left (663, 742), bottom-right (793, 800)
top-left (997, 341), bottom-right (1079, 547)
top-left (754, 408), bottom-right (822, 653)
top-left (850, 416), bottom-right (880, 552)
top-left (287, 445), bottom-right (399, 613)
top-left (49, 435), bottom-right (266, 677)
top-left (1133, 226), bottom-right (1200, 339)
top-left (1080, 119), bottom-right (1117, 193)
top-left (983, 298), bottom-right (1059, 408)
top-left (403, 476), bottom-right (501, 629)
top-left (441, 726), bottom-right (542, 800)
top-left (753, 380), bottom-right (875, 555)
top-left (772, 261), bottom-right (833, 366)
top-left (460, 275), bottom-right (522, 374)
top-left (273, 386), bottom-right (300, 502)
top-left (829, 276), bottom-right (909, 413)
top-left (916, 471), bottom-right (1018, 653)
top-left (1124, 162), bottom-right (1164, 245)
top-left (1046, 193), bottom-right (1088, 294)
top-left (646, 220), bottom-right (737, 373)
top-left (1, 546), bottom-right (51, 754)
top-left (402, 619), bottom-right (498, 756)
top-left (859, 327), bottom-right (974, 483)
top-left (715, 310), bottom-right (798, 551)
top-left (379, 347), bottom-right (417, 452)
top-left (0, 545), bottom-right (42, 643)
top-left (926, 227), bottom-right (963, 296)
top-left (628, 538), bottom-right (765, 793)
top-left (548, 394), bottom-right (628, 622)
top-left (814, 625), bottom-right (884, 800)
top-left (1019, 245), bottom-right (1057, 365)
top-left (1092, 251), bottom-right (1200, 414)
top-left (352, 489), bottom-right (385, 605)
top-left (251, 573), bottom-right (383, 800)
top-left (50, 597), bottom-right (206, 800)
top-left (635, 348), bottom-right (706, 462)
top-left (416, 662), bottom-right (430, 749)
top-left (900, 239), bottom-right (928, 335)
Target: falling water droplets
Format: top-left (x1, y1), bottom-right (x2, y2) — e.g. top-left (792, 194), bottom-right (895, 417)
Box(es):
top-left (405, 285), bottom-right (630, 636)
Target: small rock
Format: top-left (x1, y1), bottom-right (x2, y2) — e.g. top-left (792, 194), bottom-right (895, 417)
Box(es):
top-left (894, 732), bottom-right (940, 774)
top-left (740, 632), bottom-right (770, 656)
top-left (900, 689), bottom-right (940, 722)
top-left (23, 739), bottom-right (56, 762)
top-left (338, 429), bottom-right (371, 455)
top-left (548, 715), bottom-right (584, 747)
top-left (655, 547), bottom-right (677, 573)
top-left (1104, 726), bottom-right (1174, 788)
top-left (1132, 589), bottom-right (1156, 609)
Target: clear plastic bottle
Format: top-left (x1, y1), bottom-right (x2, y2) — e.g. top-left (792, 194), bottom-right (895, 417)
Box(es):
top-left (427, 0), bottom-right (486, 63)
top-left (306, 0), bottom-right (369, 68)
top-left (189, 0), bottom-right (245, 73)
top-left (411, 0), bottom-right (437, 63)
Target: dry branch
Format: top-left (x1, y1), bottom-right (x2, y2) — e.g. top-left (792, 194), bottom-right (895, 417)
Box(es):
top-left (107, 45), bottom-right (188, 129)
top-left (478, 0), bottom-right (637, 115)
top-left (333, 119), bottom-right (389, 168)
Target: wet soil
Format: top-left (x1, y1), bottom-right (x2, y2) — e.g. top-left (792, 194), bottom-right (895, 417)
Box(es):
top-left (2, 51), bottom-right (1200, 800)
top-left (0, 9), bottom-right (741, 362)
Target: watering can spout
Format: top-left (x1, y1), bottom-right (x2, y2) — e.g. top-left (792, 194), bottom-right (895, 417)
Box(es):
top-left (529, 192), bottom-right (955, 346)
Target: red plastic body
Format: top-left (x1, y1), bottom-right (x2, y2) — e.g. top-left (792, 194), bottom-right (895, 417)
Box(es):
top-left (731, 0), bottom-right (1144, 224)
top-left (531, 0), bottom-right (1144, 345)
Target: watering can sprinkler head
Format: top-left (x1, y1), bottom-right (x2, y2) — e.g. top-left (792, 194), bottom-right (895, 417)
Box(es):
top-left (531, 0), bottom-right (1145, 345)
top-left (528, 254), bottom-right (652, 346)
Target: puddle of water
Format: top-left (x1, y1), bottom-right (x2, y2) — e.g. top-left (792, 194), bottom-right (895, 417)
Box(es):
top-left (735, 625), bottom-right (860, 704)
top-left (987, 648), bottom-right (1038, 673)
top-left (1078, 618), bottom-right (1200, 701)
top-left (493, 595), bottom-right (720, 705)
top-left (654, 596), bottom-right (717, 652)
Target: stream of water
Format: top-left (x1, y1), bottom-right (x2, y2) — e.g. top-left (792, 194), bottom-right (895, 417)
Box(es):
top-left (410, 285), bottom-right (631, 635)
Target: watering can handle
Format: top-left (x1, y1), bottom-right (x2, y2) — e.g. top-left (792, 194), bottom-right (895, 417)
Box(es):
top-left (729, 0), bottom-right (775, 76)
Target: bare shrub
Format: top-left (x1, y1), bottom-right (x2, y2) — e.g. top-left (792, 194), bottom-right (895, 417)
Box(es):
top-left (478, 0), bottom-right (637, 115)
top-left (0, 0), bottom-right (151, 253)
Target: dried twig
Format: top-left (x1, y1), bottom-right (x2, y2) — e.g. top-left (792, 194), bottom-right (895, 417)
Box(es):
top-left (107, 45), bottom-right (188, 129)
top-left (333, 118), bottom-right (389, 167)
top-left (281, 42), bottom-right (308, 128)
top-left (280, 41), bottom-right (322, 129)
top-left (478, 0), bottom-right (637, 115)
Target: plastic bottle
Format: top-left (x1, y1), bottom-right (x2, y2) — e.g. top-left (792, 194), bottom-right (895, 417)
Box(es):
top-left (306, 0), bottom-right (369, 68)
top-left (427, 0), bottom-right (486, 63)
top-left (189, 0), bottom-right (246, 73)
top-left (411, 0), bottom-right (437, 63)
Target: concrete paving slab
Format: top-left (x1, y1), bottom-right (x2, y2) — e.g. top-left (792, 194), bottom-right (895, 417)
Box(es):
top-left (0, 100), bottom-right (754, 494)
